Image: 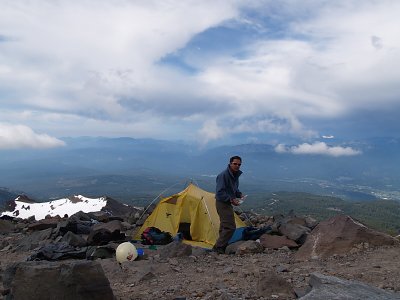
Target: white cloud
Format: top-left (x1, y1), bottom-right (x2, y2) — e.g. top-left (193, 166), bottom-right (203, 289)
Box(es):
top-left (0, 123), bottom-right (65, 149)
top-left (0, 1), bottom-right (400, 144)
top-left (196, 1), bottom-right (400, 141)
top-left (198, 120), bottom-right (225, 145)
top-left (275, 142), bottom-right (361, 157)
top-left (196, 114), bottom-right (318, 143)
top-left (0, 1), bottom-right (240, 113)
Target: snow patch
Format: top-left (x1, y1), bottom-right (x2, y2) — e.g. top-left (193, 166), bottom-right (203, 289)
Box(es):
top-left (0, 195), bottom-right (107, 221)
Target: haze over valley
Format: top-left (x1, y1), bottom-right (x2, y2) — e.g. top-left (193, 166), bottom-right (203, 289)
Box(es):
top-left (1, 136), bottom-right (399, 205)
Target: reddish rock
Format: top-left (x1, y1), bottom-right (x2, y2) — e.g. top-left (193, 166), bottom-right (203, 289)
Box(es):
top-left (28, 218), bottom-right (60, 231)
top-left (295, 214), bottom-right (399, 260)
top-left (260, 234), bottom-right (299, 249)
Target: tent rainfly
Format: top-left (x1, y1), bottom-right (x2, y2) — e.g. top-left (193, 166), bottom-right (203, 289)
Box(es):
top-left (134, 183), bottom-right (246, 248)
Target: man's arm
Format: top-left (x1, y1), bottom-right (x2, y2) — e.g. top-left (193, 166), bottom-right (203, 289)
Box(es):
top-left (235, 179), bottom-right (242, 198)
top-left (216, 173), bottom-right (232, 203)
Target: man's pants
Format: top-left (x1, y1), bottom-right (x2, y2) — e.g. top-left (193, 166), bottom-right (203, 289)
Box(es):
top-left (215, 200), bottom-right (236, 249)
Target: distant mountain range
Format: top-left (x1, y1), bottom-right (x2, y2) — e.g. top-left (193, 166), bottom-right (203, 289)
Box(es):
top-left (0, 136), bottom-right (399, 203)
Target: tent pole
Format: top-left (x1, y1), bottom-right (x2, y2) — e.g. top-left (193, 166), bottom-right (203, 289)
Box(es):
top-left (234, 205), bottom-right (255, 227)
top-left (201, 196), bottom-right (219, 243)
top-left (137, 180), bottom-right (185, 222)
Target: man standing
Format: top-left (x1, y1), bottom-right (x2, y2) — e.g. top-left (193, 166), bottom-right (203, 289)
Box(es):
top-left (213, 155), bottom-right (244, 254)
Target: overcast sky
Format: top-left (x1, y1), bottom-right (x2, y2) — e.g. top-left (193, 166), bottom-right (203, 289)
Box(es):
top-left (1, 0), bottom-right (400, 155)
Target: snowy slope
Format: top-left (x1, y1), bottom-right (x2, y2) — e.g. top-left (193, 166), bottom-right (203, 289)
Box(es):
top-left (0, 195), bottom-right (107, 220)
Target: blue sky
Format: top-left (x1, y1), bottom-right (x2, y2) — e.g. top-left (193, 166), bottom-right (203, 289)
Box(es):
top-left (1, 1), bottom-right (400, 156)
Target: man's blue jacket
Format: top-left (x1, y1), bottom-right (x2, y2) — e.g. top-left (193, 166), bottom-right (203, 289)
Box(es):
top-left (215, 165), bottom-right (242, 203)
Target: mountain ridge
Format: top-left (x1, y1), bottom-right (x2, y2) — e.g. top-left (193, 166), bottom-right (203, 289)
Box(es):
top-left (0, 136), bottom-right (399, 203)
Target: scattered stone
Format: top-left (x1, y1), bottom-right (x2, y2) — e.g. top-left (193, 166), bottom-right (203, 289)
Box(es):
top-left (159, 241), bottom-right (192, 258)
top-left (256, 271), bottom-right (296, 298)
top-left (227, 240), bottom-right (264, 255)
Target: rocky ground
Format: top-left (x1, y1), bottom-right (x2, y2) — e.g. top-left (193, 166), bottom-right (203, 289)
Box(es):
top-left (1, 237), bottom-right (399, 300)
top-left (91, 244), bottom-right (400, 299)
top-left (1, 198), bottom-right (400, 299)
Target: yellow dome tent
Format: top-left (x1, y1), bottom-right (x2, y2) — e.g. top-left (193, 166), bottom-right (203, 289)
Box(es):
top-left (134, 183), bottom-right (246, 248)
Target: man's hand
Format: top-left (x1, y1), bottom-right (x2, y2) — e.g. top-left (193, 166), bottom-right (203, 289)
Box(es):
top-left (231, 198), bottom-right (240, 206)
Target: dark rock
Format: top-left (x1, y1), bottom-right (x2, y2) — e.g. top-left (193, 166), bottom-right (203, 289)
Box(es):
top-left (70, 211), bottom-right (93, 222)
top-left (101, 196), bottom-right (140, 218)
top-left (0, 215), bottom-right (15, 221)
top-left (61, 231), bottom-right (87, 247)
top-left (28, 218), bottom-right (59, 231)
top-left (90, 211), bottom-right (111, 222)
top-left (0, 219), bottom-right (14, 233)
top-left (58, 219), bottom-right (93, 235)
top-left (15, 228), bottom-right (53, 251)
top-left (304, 216), bottom-right (319, 229)
top-left (299, 272), bottom-right (400, 299)
top-left (279, 222), bottom-right (310, 244)
top-left (3, 260), bottom-right (115, 299)
top-left (87, 220), bottom-right (125, 246)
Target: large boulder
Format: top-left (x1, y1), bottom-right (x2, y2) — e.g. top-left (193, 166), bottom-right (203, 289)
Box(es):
top-left (87, 220), bottom-right (125, 246)
top-left (279, 223), bottom-right (310, 244)
top-left (299, 273), bottom-right (400, 299)
top-left (61, 231), bottom-right (88, 247)
top-left (28, 218), bottom-right (60, 231)
top-left (3, 260), bottom-right (115, 299)
top-left (295, 215), bottom-right (399, 260)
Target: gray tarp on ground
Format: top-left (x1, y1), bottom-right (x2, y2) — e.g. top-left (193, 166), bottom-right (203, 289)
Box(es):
top-left (27, 242), bottom-right (88, 261)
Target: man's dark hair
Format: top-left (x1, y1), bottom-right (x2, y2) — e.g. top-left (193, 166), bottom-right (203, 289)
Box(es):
top-left (230, 155), bottom-right (242, 163)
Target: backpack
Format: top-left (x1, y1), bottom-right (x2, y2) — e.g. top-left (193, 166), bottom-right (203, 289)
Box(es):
top-left (141, 227), bottom-right (173, 245)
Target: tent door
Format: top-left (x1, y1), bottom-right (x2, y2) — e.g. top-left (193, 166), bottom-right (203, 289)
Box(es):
top-left (178, 222), bottom-right (192, 240)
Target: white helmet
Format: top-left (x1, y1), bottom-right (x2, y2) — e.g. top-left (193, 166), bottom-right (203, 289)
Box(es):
top-left (116, 242), bottom-right (138, 263)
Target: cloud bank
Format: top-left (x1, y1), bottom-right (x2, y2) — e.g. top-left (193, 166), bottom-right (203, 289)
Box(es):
top-left (0, 123), bottom-right (65, 149)
top-left (275, 142), bottom-right (361, 157)
top-left (0, 0), bottom-right (400, 147)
